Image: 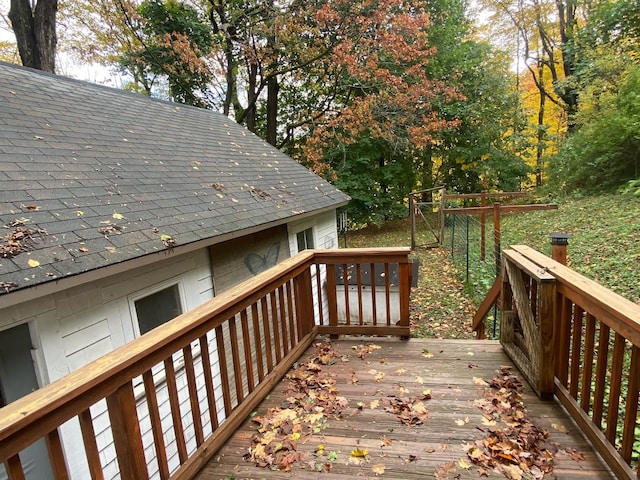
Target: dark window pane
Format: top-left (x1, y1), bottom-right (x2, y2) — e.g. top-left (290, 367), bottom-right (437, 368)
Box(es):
top-left (135, 284), bottom-right (182, 335)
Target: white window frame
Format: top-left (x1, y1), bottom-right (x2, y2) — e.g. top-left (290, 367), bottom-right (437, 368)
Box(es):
top-left (128, 278), bottom-right (187, 338)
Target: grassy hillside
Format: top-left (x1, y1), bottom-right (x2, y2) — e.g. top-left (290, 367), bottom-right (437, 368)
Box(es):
top-left (499, 194), bottom-right (640, 304)
top-left (345, 192), bottom-right (640, 338)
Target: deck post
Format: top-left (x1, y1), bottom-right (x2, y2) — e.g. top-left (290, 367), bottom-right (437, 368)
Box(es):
top-left (550, 233), bottom-right (570, 266)
top-left (538, 280), bottom-right (556, 398)
top-left (398, 259), bottom-right (411, 340)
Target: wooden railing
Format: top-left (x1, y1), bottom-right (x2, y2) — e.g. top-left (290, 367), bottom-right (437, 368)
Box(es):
top-left (499, 245), bottom-right (640, 479)
top-left (0, 247), bottom-right (411, 480)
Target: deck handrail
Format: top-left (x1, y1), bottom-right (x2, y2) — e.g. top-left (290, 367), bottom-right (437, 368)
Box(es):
top-left (0, 247), bottom-right (411, 479)
top-left (500, 245), bottom-right (640, 479)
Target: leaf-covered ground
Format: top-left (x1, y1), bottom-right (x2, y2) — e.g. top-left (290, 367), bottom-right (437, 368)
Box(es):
top-left (345, 192), bottom-right (640, 339)
top-left (345, 219), bottom-right (477, 339)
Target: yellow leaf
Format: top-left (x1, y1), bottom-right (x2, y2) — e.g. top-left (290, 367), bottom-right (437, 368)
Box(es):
top-left (396, 368), bottom-right (407, 374)
top-left (481, 416), bottom-right (497, 426)
top-left (76, 210), bottom-right (84, 216)
top-left (458, 458), bottom-right (472, 469)
top-left (112, 212), bottom-right (124, 220)
top-left (369, 400), bottom-right (380, 409)
top-left (372, 463), bottom-right (385, 475)
top-left (28, 258), bottom-right (40, 268)
top-left (455, 418), bottom-right (468, 426)
top-left (350, 448), bottom-right (369, 458)
top-left (290, 432), bottom-right (301, 441)
top-left (374, 372), bottom-right (385, 383)
top-left (473, 377), bottom-right (488, 386)
top-left (415, 376), bottom-right (424, 384)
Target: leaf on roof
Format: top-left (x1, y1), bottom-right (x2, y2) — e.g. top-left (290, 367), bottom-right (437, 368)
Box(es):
top-left (112, 213), bottom-right (125, 220)
top-left (27, 258), bottom-right (40, 267)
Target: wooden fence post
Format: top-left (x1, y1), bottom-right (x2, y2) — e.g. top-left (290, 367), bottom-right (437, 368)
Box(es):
top-left (493, 202), bottom-right (501, 276)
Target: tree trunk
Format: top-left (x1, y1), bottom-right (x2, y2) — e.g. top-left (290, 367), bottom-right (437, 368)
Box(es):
top-left (536, 61), bottom-right (546, 186)
top-left (9, 0), bottom-right (58, 72)
top-left (266, 74), bottom-right (278, 146)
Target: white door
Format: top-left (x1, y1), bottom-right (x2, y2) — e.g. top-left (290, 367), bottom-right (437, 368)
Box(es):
top-left (0, 323), bottom-right (54, 479)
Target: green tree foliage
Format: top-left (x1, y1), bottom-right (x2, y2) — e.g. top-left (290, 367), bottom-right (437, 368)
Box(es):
top-left (434, 43), bottom-right (533, 193)
top-left (547, 0), bottom-right (640, 193)
top-left (549, 62), bottom-right (640, 192)
top-left (120, 0), bottom-right (214, 106)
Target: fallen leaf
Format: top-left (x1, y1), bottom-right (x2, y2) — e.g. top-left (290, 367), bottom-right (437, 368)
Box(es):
top-left (473, 377), bottom-right (489, 386)
top-left (112, 212), bottom-right (125, 220)
top-left (415, 376), bottom-right (424, 384)
top-left (458, 458), bottom-right (471, 469)
top-left (396, 368), bottom-right (407, 374)
top-left (28, 258), bottom-right (40, 267)
top-left (350, 448), bottom-right (369, 458)
top-left (375, 372), bottom-right (385, 382)
top-left (372, 463), bottom-right (385, 475)
top-left (501, 463), bottom-right (523, 480)
top-left (79, 247), bottom-right (89, 253)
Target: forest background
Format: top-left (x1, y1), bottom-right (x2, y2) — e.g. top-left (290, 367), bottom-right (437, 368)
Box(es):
top-left (1, 0), bottom-right (639, 227)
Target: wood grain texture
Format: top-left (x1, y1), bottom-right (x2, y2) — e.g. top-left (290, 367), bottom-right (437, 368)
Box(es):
top-left (195, 338), bottom-right (614, 480)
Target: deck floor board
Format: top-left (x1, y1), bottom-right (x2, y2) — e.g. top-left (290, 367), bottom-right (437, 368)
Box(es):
top-left (195, 338), bottom-right (613, 479)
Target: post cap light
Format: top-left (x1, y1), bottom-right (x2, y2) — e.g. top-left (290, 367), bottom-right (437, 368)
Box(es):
top-left (549, 233), bottom-right (571, 245)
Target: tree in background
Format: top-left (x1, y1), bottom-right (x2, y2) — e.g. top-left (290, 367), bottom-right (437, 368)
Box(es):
top-left (8, 0), bottom-right (57, 72)
top-left (120, 0), bottom-right (214, 106)
top-left (548, 0), bottom-right (640, 192)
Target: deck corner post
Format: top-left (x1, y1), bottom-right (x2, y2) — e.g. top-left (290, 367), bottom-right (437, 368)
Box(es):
top-left (537, 280), bottom-right (557, 399)
top-left (106, 382), bottom-right (148, 479)
top-left (398, 257), bottom-right (411, 340)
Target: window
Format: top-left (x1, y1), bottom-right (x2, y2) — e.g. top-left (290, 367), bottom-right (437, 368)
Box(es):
top-left (134, 283), bottom-right (183, 335)
top-left (296, 228), bottom-right (314, 251)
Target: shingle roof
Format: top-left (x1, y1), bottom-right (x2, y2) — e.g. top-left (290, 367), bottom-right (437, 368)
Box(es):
top-left (0, 62), bottom-right (349, 296)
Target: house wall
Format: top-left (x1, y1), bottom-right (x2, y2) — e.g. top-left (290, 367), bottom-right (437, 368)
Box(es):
top-left (0, 249), bottom-right (216, 479)
top-left (209, 225), bottom-right (290, 293)
top-left (0, 209), bottom-right (341, 478)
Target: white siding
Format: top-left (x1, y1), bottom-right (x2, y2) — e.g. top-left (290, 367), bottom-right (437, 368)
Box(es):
top-left (0, 248), bottom-right (215, 480)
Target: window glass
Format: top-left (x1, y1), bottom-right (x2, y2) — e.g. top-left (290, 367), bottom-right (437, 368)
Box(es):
top-left (134, 284), bottom-right (183, 335)
top-left (296, 228), bottom-right (314, 251)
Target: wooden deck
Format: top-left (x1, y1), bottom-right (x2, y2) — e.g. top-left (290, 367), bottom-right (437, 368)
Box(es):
top-left (195, 338), bottom-right (613, 479)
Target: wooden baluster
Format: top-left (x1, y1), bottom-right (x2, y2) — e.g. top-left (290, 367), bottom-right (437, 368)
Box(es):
top-left (228, 315), bottom-right (245, 404)
top-left (142, 371), bottom-right (170, 480)
top-left (251, 303), bottom-right (265, 382)
top-left (142, 371), bottom-right (170, 476)
top-left (500, 262), bottom-right (514, 345)
top-left (313, 265), bottom-right (325, 327)
top-left (199, 334), bottom-right (220, 430)
top-left (555, 295), bottom-right (572, 386)
top-left (215, 325), bottom-right (232, 416)
top-left (240, 309), bottom-right (255, 394)
top-left (570, 306), bottom-right (584, 399)
top-left (270, 292), bottom-right (282, 363)
top-left (5, 454), bottom-right (26, 480)
top-left (580, 314), bottom-right (597, 413)
top-left (164, 357), bottom-right (188, 464)
top-left (384, 263), bottom-right (391, 326)
top-left (78, 408), bottom-right (106, 480)
top-left (326, 264), bottom-right (338, 336)
top-left (593, 323), bottom-right (610, 428)
top-left (260, 297), bottom-right (274, 372)
top-left (286, 281), bottom-right (296, 346)
top-left (183, 344), bottom-right (204, 446)
top-left (355, 264), bottom-right (364, 325)
top-left (370, 263), bottom-right (378, 326)
top-left (45, 428), bottom-right (70, 479)
top-left (277, 285), bottom-right (289, 356)
top-left (620, 345), bottom-right (639, 463)
top-left (343, 264), bottom-right (351, 326)
top-left (106, 382), bottom-right (148, 479)
top-left (605, 333), bottom-right (625, 442)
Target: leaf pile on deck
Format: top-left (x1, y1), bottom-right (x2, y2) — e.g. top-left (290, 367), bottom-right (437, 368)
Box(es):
top-left (247, 341), bottom-right (348, 471)
top-left (465, 366), bottom-right (557, 479)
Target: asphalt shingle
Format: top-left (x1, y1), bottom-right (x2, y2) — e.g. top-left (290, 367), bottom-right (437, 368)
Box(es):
top-left (0, 62), bottom-right (349, 296)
